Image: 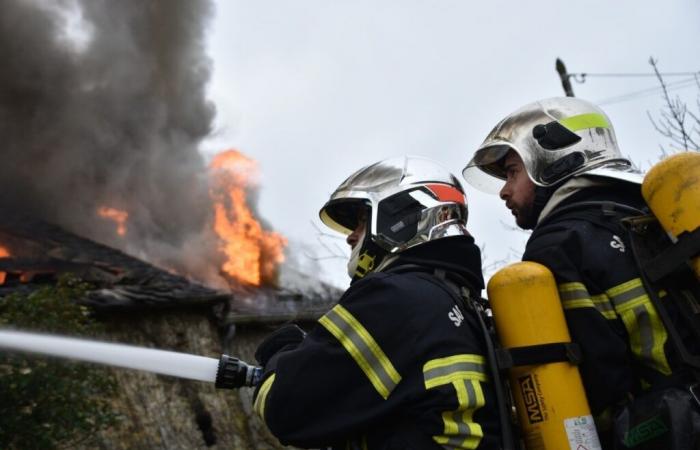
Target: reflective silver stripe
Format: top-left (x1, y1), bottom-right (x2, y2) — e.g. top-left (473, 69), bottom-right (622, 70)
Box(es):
top-left (464, 379), bottom-right (477, 409)
top-left (443, 434), bottom-right (469, 449)
top-left (609, 284), bottom-right (648, 310)
top-left (423, 355), bottom-right (487, 389)
top-left (636, 305), bottom-right (654, 364)
top-left (424, 357), bottom-right (485, 449)
top-left (424, 361), bottom-right (484, 385)
top-left (559, 282), bottom-right (616, 319)
top-left (320, 306), bottom-right (400, 399)
top-left (559, 287), bottom-right (589, 301)
top-left (607, 278), bottom-right (671, 375)
top-left (591, 294), bottom-right (615, 316)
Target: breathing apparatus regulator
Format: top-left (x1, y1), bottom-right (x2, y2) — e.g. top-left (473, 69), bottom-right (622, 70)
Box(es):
top-left (319, 155), bottom-right (471, 282)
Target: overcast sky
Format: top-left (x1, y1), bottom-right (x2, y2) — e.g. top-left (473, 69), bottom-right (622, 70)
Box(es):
top-left (202, 0), bottom-right (700, 288)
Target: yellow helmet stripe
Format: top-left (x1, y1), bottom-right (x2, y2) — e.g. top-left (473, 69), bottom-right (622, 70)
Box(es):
top-left (559, 113), bottom-right (610, 132)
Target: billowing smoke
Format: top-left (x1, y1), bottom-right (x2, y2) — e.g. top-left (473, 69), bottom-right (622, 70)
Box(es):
top-left (0, 0), bottom-right (224, 285)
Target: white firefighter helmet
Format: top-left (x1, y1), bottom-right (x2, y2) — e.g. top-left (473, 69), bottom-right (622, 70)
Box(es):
top-left (462, 97), bottom-right (642, 194)
top-left (319, 155), bottom-right (469, 279)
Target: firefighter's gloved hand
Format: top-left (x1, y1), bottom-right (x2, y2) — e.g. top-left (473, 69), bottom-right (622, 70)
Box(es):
top-left (255, 324), bottom-right (306, 366)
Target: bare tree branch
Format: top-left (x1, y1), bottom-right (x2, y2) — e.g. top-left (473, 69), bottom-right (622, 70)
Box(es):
top-left (648, 57), bottom-right (700, 152)
top-left (304, 220), bottom-right (348, 262)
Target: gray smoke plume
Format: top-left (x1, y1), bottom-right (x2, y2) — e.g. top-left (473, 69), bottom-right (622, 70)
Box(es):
top-left (0, 0), bottom-right (225, 285)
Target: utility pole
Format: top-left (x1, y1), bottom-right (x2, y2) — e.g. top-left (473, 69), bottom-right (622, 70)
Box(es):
top-left (555, 58), bottom-right (575, 97)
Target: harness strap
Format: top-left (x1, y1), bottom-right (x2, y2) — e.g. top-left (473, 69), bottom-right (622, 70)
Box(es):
top-left (643, 226), bottom-right (700, 282)
top-left (496, 342), bottom-right (583, 369)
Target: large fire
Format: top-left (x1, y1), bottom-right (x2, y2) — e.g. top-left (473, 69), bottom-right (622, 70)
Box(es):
top-left (209, 149), bottom-right (287, 287)
top-left (97, 206), bottom-right (128, 236)
top-left (0, 246), bottom-right (9, 258)
top-left (0, 245), bottom-right (9, 285)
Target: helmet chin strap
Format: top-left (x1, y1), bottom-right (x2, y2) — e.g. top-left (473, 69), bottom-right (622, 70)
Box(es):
top-left (347, 231), bottom-right (389, 283)
top-left (346, 227), bottom-right (366, 278)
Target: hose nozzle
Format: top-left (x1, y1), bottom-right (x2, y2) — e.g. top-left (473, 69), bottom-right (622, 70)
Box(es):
top-left (215, 354), bottom-right (262, 389)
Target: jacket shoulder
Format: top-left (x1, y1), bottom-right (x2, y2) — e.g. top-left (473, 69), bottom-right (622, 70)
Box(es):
top-left (525, 203), bottom-right (640, 285)
top-left (345, 271), bottom-right (456, 311)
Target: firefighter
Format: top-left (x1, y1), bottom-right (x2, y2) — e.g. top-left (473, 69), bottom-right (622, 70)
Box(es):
top-left (253, 156), bottom-right (502, 449)
top-left (463, 97), bottom-right (700, 448)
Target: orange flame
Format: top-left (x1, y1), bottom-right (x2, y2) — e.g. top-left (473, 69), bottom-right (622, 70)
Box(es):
top-left (209, 149), bottom-right (287, 287)
top-left (0, 245), bottom-right (9, 285)
top-left (98, 206), bottom-right (128, 236)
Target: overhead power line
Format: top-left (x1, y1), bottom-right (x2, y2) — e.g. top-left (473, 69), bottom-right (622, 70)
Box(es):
top-left (570, 71), bottom-right (700, 79)
top-left (554, 58), bottom-right (699, 105)
top-left (597, 77), bottom-right (698, 106)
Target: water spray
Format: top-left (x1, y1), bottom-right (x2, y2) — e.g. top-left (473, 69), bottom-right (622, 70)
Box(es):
top-left (0, 330), bottom-right (261, 389)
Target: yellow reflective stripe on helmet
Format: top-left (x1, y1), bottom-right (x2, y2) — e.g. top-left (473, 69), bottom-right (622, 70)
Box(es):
top-left (423, 355), bottom-right (486, 449)
top-left (253, 374), bottom-right (276, 420)
top-left (559, 113), bottom-right (610, 132)
top-left (606, 278), bottom-right (671, 375)
top-left (319, 305), bottom-right (401, 399)
top-left (558, 282), bottom-right (616, 320)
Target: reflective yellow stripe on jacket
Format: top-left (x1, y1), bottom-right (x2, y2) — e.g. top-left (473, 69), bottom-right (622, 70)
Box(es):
top-left (423, 354), bottom-right (487, 450)
top-left (319, 304), bottom-right (401, 399)
top-left (253, 374), bottom-right (276, 420)
top-left (606, 278), bottom-right (671, 375)
top-left (558, 282), bottom-right (616, 319)
top-left (559, 279), bottom-right (671, 376)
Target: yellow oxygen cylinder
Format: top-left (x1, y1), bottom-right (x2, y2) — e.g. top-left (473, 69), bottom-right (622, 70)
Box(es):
top-left (488, 262), bottom-right (601, 450)
top-left (642, 152), bottom-right (700, 278)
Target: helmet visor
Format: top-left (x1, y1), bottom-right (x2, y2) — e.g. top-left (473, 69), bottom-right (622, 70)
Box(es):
top-left (462, 144), bottom-right (511, 194)
top-left (319, 198), bottom-right (369, 235)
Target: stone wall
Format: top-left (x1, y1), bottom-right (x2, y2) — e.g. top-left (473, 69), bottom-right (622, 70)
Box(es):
top-left (81, 310), bottom-right (298, 450)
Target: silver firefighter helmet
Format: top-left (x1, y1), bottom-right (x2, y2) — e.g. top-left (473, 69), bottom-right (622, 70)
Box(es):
top-left (320, 155), bottom-right (469, 279)
top-left (463, 97), bottom-right (641, 194)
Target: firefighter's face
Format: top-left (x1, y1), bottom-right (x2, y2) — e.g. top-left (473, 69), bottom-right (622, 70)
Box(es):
top-left (499, 151), bottom-right (536, 229)
top-left (346, 209), bottom-right (368, 250)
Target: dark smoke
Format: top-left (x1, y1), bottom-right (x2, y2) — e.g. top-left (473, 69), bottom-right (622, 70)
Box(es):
top-left (0, 0), bottom-right (224, 285)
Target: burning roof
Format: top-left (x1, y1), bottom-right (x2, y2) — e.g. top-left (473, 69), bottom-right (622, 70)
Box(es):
top-left (0, 207), bottom-right (340, 320)
top-left (0, 208), bottom-right (227, 311)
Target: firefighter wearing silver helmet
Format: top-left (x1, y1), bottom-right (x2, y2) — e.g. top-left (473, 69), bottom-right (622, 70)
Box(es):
top-left (463, 96), bottom-right (642, 228)
top-left (464, 98), bottom-right (696, 449)
top-left (252, 156), bottom-right (502, 449)
top-left (320, 155), bottom-right (472, 281)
